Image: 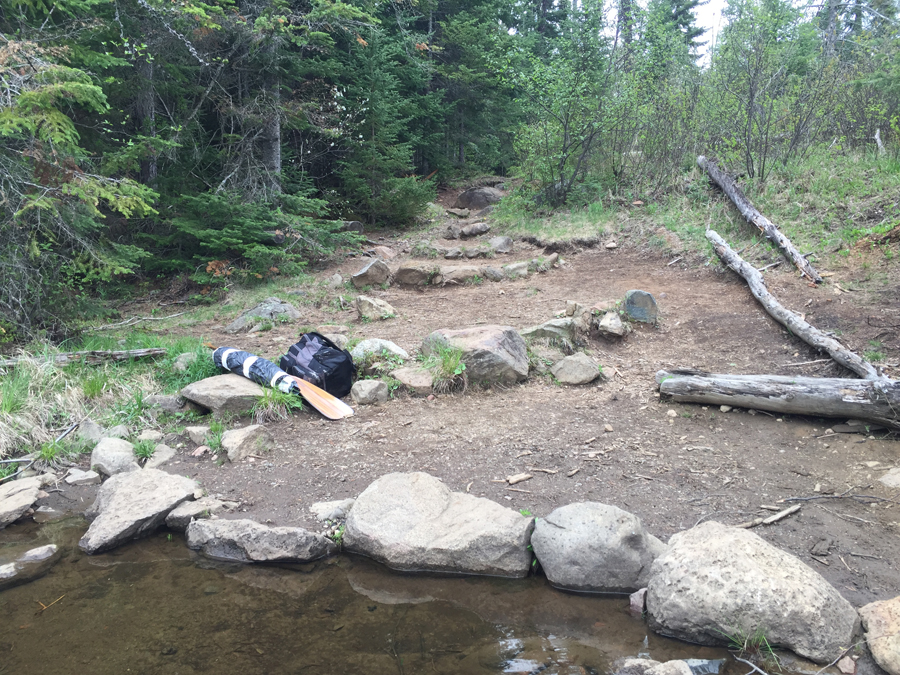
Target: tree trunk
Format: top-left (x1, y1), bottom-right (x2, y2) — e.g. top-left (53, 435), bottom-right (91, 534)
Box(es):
top-left (135, 56), bottom-right (158, 186)
top-left (657, 370), bottom-right (900, 430)
top-left (824, 0), bottom-right (839, 58)
top-left (706, 228), bottom-right (886, 381)
top-left (0, 348), bottom-right (167, 368)
top-left (698, 156), bottom-right (823, 283)
top-left (259, 40), bottom-right (281, 195)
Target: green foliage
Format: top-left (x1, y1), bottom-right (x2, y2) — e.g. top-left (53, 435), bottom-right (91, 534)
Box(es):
top-left (419, 343), bottom-right (467, 393)
top-left (206, 420), bottom-right (226, 452)
top-left (0, 368), bottom-right (31, 415)
top-left (133, 439), bottom-right (156, 461)
top-left (252, 388), bottom-right (304, 424)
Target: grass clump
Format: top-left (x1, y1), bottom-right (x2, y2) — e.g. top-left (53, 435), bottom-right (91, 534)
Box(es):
top-left (719, 626), bottom-right (781, 672)
top-left (252, 388), bottom-right (303, 424)
top-left (205, 420), bottom-right (227, 451)
top-left (133, 439), bottom-right (156, 462)
top-left (419, 343), bottom-right (467, 394)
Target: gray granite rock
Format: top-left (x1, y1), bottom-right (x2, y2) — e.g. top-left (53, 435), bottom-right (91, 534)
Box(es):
top-left (145, 444), bottom-right (177, 469)
top-left (356, 295), bottom-right (396, 320)
top-left (503, 261), bottom-right (530, 278)
top-left (90, 438), bottom-right (140, 477)
top-left (550, 352), bottom-right (600, 385)
top-left (181, 374), bottom-right (265, 414)
top-left (225, 297), bottom-right (300, 333)
top-left (310, 498), bottom-right (356, 522)
top-left (0, 476), bottom-right (46, 529)
top-left (453, 187), bottom-right (503, 210)
top-left (597, 311), bottom-right (628, 337)
top-left (351, 380), bottom-right (388, 405)
top-left (172, 352), bottom-right (198, 373)
top-left (185, 519), bottom-right (336, 563)
top-left (394, 263), bottom-right (437, 287)
top-left (351, 258), bottom-right (391, 288)
top-left (76, 418), bottom-right (105, 444)
top-left (423, 325), bottom-right (529, 385)
top-left (80, 469), bottom-right (197, 554)
top-left (0, 544), bottom-right (60, 590)
top-left (488, 236), bottom-right (513, 254)
top-left (165, 497), bottom-right (234, 531)
top-left (65, 468), bottom-right (101, 486)
top-left (185, 425), bottom-right (210, 445)
top-left (390, 366), bottom-right (433, 396)
top-left (646, 521), bottom-right (859, 663)
top-left (481, 266), bottom-right (505, 282)
top-left (344, 472), bottom-right (534, 577)
top-left (460, 222), bottom-right (490, 238)
top-left (437, 265), bottom-right (481, 285)
top-left (532, 502), bottom-right (666, 592)
top-left (859, 596), bottom-right (900, 675)
top-left (520, 318), bottom-right (578, 344)
top-left (350, 339), bottom-right (409, 362)
top-left (221, 425), bottom-right (273, 462)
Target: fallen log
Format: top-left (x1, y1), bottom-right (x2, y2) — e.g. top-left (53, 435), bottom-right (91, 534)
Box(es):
top-left (656, 369), bottom-right (900, 430)
top-left (698, 156), bottom-right (823, 284)
top-left (707, 228), bottom-right (885, 381)
top-left (0, 348), bottom-right (167, 368)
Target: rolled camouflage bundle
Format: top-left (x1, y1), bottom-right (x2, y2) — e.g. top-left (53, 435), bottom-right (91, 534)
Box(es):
top-left (213, 347), bottom-right (300, 395)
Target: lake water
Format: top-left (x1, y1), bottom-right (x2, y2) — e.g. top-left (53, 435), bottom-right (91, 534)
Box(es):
top-left (1, 518), bottom-right (758, 675)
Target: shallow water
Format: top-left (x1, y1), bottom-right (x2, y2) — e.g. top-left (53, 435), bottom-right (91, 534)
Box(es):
top-left (1, 519), bottom-right (740, 675)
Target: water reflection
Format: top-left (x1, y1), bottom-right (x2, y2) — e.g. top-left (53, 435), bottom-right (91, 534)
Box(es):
top-left (1, 519), bottom-right (742, 675)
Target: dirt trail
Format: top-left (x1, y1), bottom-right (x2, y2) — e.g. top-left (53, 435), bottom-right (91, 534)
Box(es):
top-left (123, 233), bottom-right (900, 609)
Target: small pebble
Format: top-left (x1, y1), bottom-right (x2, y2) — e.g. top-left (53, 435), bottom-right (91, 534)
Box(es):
top-left (666, 410), bottom-right (677, 418)
top-left (719, 405), bottom-right (732, 413)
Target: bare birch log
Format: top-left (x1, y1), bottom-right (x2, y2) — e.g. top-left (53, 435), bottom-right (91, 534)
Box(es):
top-left (656, 370), bottom-right (900, 430)
top-left (0, 348), bottom-right (167, 368)
top-left (698, 156), bottom-right (823, 284)
top-left (707, 228), bottom-right (886, 381)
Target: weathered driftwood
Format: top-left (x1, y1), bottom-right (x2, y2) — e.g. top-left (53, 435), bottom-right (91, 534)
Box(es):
top-left (698, 156), bottom-right (823, 284)
top-left (656, 370), bottom-right (900, 430)
top-left (0, 348), bottom-right (167, 368)
top-left (707, 228), bottom-right (885, 381)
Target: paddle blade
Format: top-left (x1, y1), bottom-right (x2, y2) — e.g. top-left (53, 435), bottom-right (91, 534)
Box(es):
top-left (287, 376), bottom-right (354, 420)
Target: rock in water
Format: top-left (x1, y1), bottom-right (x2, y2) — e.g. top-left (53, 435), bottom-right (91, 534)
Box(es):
top-left (351, 258), bottom-right (390, 288)
top-left (165, 497), bottom-right (234, 532)
top-left (422, 325), bottom-right (529, 385)
top-left (646, 521), bottom-right (859, 663)
top-left (859, 597), bottom-right (900, 675)
top-left (532, 502), bottom-right (666, 592)
top-left (181, 373), bottom-right (265, 414)
top-left (185, 519), bottom-right (336, 563)
top-left (549, 353), bottom-right (600, 385)
top-left (623, 290), bottom-right (658, 324)
top-left (344, 472), bottom-right (534, 577)
top-left (79, 469), bottom-right (197, 554)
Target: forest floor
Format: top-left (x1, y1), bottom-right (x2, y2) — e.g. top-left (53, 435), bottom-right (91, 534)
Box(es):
top-left (37, 198), bottom-right (900, 613)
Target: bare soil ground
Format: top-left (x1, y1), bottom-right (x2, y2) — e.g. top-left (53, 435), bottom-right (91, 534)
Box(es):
top-left (67, 218), bottom-right (900, 611)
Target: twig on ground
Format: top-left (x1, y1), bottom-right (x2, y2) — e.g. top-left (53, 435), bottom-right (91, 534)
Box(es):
top-left (736, 504), bottom-right (801, 528)
top-left (733, 656), bottom-right (772, 675)
top-left (783, 359), bottom-right (832, 367)
top-left (816, 503), bottom-right (875, 524)
top-left (87, 312), bottom-right (186, 331)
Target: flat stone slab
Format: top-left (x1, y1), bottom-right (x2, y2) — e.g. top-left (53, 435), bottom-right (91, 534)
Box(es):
top-left (344, 472), bottom-right (534, 577)
top-left (221, 425), bottom-right (273, 462)
top-left (350, 339), bottom-right (409, 362)
top-left (0, 544), bottom-right (60, 591)
top-left (65, 468), bottom-right (101, 486)
top-left (550, 353), bottom-right (600, 385)
top-left (181, 373), bottom-right (265, 414)
top-left (646, 521), bottom-right (859, 663)
top-left (520, 318), bottom-right (578, 343)
top-left (0, 476), bottom-right (47, 529)
top-left (185, 519), bottom-right (336, 563)
top-left (80, 469), bottom-right (197, 554)
top-left (165, 497), bottom-right (236, 531)
top-left (532, 502), bottom-right (666, 592)
top-left (390, 366), bottom-right (433, 396)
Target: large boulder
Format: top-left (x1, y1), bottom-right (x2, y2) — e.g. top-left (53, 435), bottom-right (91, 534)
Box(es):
top-left (185, 519), bottom-right (336, 563)
top-left (0, 476), bottom-right (48, 529)
top-left (532, 502), bottom-right (666, 592)
top-left (225, 297), bottom-right (300, 333)
top-left (351, 258), bottom-right (391, 289)
top-left (79, 469), bottom-right (197, 554)
top-left (181, 373), bottom-right (265, 414)
top-left (90, 438), bottom-right (140, 477)
top-left (859, 597), bottom-right (900, 675)
top-left (550, 353), bottom-right (601, 385)
top-left (646, 521), bottom-right (859, 663)
top-left (453, 187), bottom-right (503, 210)
top-left (488, 236), bottom-right (513, 254)
top-left (344, 472), bottom-right (534, 577)
top-left (422, 325), bottom-right (528, 385)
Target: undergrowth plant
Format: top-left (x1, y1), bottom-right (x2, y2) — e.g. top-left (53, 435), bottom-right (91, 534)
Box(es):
top-left (719, 626), bottom-right (781, 672)
top-left (133, 439), bottom-right (156, 462)
top-left (206, 420), bottom-right (227, 451)
top-left (252, 388), bottom-right (304, 424)
top-left (420, 343), bottom-right (467, 394)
